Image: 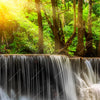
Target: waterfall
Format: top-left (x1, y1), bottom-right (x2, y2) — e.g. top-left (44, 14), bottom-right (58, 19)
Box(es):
top-left (71, 58), bottom-right (100, 100)
top-left (0, 55), bottom-right (100, 100)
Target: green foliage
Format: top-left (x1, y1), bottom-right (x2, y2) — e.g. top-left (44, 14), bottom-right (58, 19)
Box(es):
top-left (92, 17), bottom-right (100, 40)
top-left (0, 44), bottom-right (6, 53)
top-left (93, 3), bottom-right (100, 17)
top-left (0, 0), bottom-right (99, 56)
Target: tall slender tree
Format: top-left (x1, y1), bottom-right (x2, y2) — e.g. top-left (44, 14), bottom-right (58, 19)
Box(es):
top-left (98, 40), bottom-right (100, 57)
top-left (76, 0), bottom-right (85, 56)
top-left (96, 40), bottom-right (100, 57)
top-left (43, 1), bottom-right (65, 53)
top-left (35, 0), bottom-right (43, 53)
top-left (73, 0), bottom-right (76, 34)
top-left (61, 0), bottom-right (65, 29)
top-left (57, 0), bottom-right (77, 54)
top-left (85, 0), bottom-right (94, 56)
top-left (51, 0), bottom-right (64, 51)
top-left (51, 0), bottom-right (59, 50)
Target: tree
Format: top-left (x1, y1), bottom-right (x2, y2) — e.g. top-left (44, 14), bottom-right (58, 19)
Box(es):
top-left (57, 0), bottom-right (77, 54)
top-left (51, 0), bottom-right (60, 50)
top-left (73, 0), bottom-right (76, 34)
top-left (35, 0), bottom-right (43, 53)
top-left (76, 0), bottom-right (85, 56)
top-left (85, 0), bottom-right (95, 56)
top-left (51, 0), bottom-right (65, 51)
top-left (96, 40), bottom-right (100, 57)
top-left (98, 40), bottom-right (100, 57)
top-left (61, 0), bottom-right (65, 28)
top-left (0, 0), bottom-right (99, 55)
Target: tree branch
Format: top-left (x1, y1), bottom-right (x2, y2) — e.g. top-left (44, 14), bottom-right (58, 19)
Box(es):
top-left (43, 9), bottom-right (54, 33)
top-left (58, 32), bottom-right (76, 54)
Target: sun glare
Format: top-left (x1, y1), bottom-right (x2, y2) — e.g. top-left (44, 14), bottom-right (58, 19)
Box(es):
top-left (0, 0), bottom-right (27, 25)
top-left (0, 0), bottom-right (9, 2)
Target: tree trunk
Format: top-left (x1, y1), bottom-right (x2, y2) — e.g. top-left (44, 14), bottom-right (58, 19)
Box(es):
top-left (85, 0), bottom-right (94, 56)
top-left (96, 40), bottom-right (100, 57)
top-left (35, 0), bottom-right (43, 53)
top-left (98, 40), bottom-right (100, 57)
top-left (76, 0), bottom-right (85, 56)
top-left (73, 0), bottom-right (76, 33)
top-left (61, 0), bottom-right (65, 28)
top-left (67, 0), bottom-right (69, 10)
top-left (55, 0), bottom-right (77, 54)
top-left (51, 0), bottom-right (62, 51)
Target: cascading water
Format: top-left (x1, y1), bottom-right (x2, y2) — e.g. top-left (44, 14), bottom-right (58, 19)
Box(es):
top-left (71, 58), bottom-right (100, 100)
top-left (0, 55), bottom-right (99, 100)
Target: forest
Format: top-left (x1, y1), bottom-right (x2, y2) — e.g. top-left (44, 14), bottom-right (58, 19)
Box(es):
top-left (0, 0), bottom-right (100, 57)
